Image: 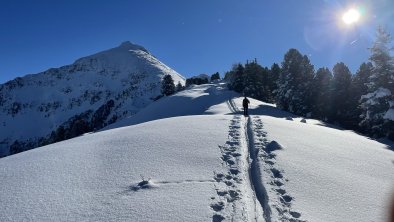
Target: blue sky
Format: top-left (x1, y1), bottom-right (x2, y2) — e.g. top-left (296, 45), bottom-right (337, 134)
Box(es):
top-left (1, 0), bottom-right (393, 83)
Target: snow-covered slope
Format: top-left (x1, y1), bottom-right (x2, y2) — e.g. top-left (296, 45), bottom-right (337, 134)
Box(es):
top-left (0, 83), bottom-right (393, 222)
top-left (0, 41), bottom-right (185, 156)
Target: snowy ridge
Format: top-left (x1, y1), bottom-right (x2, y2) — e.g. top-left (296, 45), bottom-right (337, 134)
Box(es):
top-left (0, 41), bottom-right (185, 156)
top-left (0, 83), bottom-right (393, 221)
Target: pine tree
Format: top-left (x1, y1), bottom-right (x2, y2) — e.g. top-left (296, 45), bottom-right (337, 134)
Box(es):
top-left (331, 62), bottom-right (352, 126)
top-left (231, 64), bottom-right (245, 93)
top-left (261, 66), bottom-right (272, 101)
top-left (347, 62), bottom-right (373, 130)
top-left (161, 75), bottom-right (176, 96)
top-left (211, 72), bottom-right (220, 81)
top-left (243, 61), bottom-right (266, 99)
top-left (276, 49), bottom-right (314, 116)
top-left (360, 27), bottom-right (394, 139)
top-left (311, 67), bottom-right (332, 120)
top-left (267, 63), bottom-right (280, 101)
top-left (176, 81), bottom-right (183, 92)
top-left (353, 63), bottom-right (373, 97)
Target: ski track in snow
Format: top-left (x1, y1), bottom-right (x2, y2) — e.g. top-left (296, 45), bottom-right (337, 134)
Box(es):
top-left (213, 98), bottom-right (305, 222)
top-left (226, 97), bottom-right (240, 114)
top-left (246, 117), bottom-right (271, 222)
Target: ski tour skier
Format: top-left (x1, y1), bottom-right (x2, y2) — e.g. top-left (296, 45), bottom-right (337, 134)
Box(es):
top-left (242, 96), bottom-right (250, 116)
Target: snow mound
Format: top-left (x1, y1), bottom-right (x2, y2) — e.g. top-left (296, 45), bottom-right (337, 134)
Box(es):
top-left (265, 141), bottom-right (283, 153)
top-left (131, 179), bottom-right (158, 191)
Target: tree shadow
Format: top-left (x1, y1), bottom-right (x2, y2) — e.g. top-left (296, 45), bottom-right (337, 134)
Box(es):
top-left (249, 104), bottom-right (297, 118)
top-left (377, 138), bottom-right (394, 152)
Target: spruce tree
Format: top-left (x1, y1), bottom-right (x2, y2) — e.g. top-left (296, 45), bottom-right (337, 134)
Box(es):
top-left (348, 62), bottom-right (373, 130)
top-left (352, 63), bottom-right (373, 97)
top-left (268, 63), bottom-right (280, 101)
top-left (276, 49), bottom-right (314, 116)
top-left (231, 64), bottom-right (245, 93)
top-left (261, 66), bottom-right (272, 102)
top-left (243, 61), bottom-right (266, 99)
top-left (161, 75), bottom-right (176, 96)
top-left (176, 81), bottom-right (183, 92)
top-left (311, 67), bottom-right (332, 120)
top-left (360, 27), bottom-right (394, 139)
top-left (331, 62), bottom-right (352, 126)
top-left (211, 72), bottom-right (220, 81)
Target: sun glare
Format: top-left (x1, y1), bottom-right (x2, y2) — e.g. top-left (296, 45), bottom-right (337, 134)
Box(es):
top-left (342, 8), bottom-right (360, 25)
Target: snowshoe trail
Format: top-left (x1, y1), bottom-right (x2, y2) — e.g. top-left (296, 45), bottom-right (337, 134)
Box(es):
top-left (212, 115), bottom-right (249, 221)
top-left (212, 98), bottom-right (305, 221)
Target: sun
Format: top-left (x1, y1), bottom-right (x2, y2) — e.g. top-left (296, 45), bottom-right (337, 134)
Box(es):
top-left (342, 8), bottom-right (360, 25)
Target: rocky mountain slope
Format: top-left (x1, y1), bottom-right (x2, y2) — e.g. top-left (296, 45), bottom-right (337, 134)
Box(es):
top-left (0, 41), bottom-right (185, 157)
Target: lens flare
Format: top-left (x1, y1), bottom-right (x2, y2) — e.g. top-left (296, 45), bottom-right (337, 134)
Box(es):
top-left (342, 8), bottom-right (360, 25)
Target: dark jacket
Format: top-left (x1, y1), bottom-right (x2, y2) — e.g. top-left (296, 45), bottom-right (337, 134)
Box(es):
top-left (243, 97), bottom-right (250, 107)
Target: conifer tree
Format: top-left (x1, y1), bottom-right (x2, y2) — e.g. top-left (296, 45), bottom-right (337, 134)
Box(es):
top-left (331, 62), bottom-right (352, 126)
top-left (176, 81), bottom-right (183, 92)
top-left (360, 27), bottom-right (394, 139)
top-left (243, 61), bottom-right (265, 99)
top-left (311, 67), bottom-right (332, 120)
top-left (267, 63), bottom-right (280, 101)
top-left (231, 64), bottom-right (245, 93)
top-left (161, 75), bottom-right (176, 96)
top-left (347, 62), bottom-right (373, 130)
top-left (276, 49), bottom-right (314, 116)
top-left (211, 72), bottom-right (220, 81)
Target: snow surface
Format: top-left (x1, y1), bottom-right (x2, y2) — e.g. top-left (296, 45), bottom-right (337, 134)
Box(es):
top-left (1, 83), bottom-right (393, 221)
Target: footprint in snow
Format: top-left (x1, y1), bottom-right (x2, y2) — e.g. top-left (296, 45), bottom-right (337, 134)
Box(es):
top-left (290, 211), bottom-right (301, 218)
top-left (212, 214), bottom-right (225, 222)
top-left (271, 168), bottom-right (284, 179)
top-left (210, 202), bottom-right (224, 211)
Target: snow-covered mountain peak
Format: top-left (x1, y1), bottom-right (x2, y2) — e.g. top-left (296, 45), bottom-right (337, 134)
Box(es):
top-left (72, 41), bottom-right (152, 70)
top-left (119, 41), bottom-right (148, 52)
top-left (0, 41), bottom-right (185, 157)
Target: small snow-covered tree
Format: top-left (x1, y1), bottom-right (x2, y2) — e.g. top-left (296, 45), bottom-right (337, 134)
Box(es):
top-left (360, 27), bottom-right (394, 139)
top-left (161, 75), bottom-right (176, 96)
